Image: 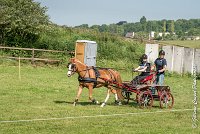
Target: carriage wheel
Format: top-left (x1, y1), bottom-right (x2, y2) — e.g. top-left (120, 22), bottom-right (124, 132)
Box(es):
top-left (121, 90), bottom-right (131, 104)
top-left (159, 92), bottom-right (174, 109)
top-left (138, 91), bottom-right (153, 108)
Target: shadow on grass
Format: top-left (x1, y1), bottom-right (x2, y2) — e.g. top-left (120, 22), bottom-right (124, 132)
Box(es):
top-left (53, 100), bottom-right (97, 106)
top-left (152, 105), bottom-right (161, 109)
top-left (54, 100), bottom-right (162, 108)
top-left (122, 100), bottom-right (163, 109)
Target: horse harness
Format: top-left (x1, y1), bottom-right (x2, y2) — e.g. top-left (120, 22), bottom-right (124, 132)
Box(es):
top-left (78, 67), bottom-right (116, 88)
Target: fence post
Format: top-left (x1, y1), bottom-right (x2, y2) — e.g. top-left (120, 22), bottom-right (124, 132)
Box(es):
top-left (191, 48), bottom-right (195, 75)
top-left (18, 56), bottom-right (21, 81)
top-left (171, 46), bottom-right (175, 72)
top-left (181, 48), bottom-right (184, 75)
top-left (31, 48), bottom-right (35, 65)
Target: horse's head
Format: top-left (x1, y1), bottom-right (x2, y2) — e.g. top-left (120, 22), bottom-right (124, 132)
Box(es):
top-left (67, 58), bottom-right (77, 77)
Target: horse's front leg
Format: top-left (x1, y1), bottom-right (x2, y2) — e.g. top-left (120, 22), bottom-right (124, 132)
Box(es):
top-left (88, 86), bottom-right (99, 104)
top-left (73, 85), bottom-right (83, 106)
top-left (101, 89), bottom-right (110, 107)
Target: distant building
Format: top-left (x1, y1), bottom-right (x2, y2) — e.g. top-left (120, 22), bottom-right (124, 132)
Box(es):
top-left (194, 36), bottom-right (200, 40)
top-left (158, 32), bottom-right (174, 37)
top-left (185, 36), bottom-right (200, 40)
top-left (164, 32), bottom-right (170, 36)
top-left (158, 33), bottom-right (163, 37)
top-left (186, 37), bottom-right (192, 40)
top-left (125, 32), bottom-right (135, 38)
top-left (150, 31), bottom-right (155, 38)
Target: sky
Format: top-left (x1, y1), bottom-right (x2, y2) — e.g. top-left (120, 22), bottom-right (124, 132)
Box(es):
top-left (34, 0), bottom-right (200, 27)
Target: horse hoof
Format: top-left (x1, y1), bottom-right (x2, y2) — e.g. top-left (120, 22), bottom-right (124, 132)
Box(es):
top-left (115, 100), bottom-right (119, 104)
top-left (96, 101), bottom-right (99, 104)
top-left (92, 99), bottom-right (99, 104)
top-left (115, 100), bottom-right (122, 105)
top-left (118, 102), bottom-right (122, 106)
top-left (73, 102), bottom-right (76, 106)
top-left (100, 103), bottom-right (106, 107)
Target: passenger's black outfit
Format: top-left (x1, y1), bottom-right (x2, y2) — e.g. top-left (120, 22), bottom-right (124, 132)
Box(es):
top-left (131, 61), bottom-right (150, 85)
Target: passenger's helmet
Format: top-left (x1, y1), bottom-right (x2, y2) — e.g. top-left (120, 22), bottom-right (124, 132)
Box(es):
top-left (159, 50), bottom-right (165, 55)
top-left (141, 54), bottom-right (148, 59)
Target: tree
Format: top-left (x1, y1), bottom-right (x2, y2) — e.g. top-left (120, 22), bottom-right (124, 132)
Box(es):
top-left (75, 24), bottom-right (89, 29)
top-left (0, 0), bottom-right (49, 47)
top-left (108, 24), bottom-right (117, 34)
top-left (146, 21), bottom-right (152, 32)
top-left (99, 24), bottom-right (108, 32)
top-left (116, 21), bottom-right (127, 25)
top-left (134, 22), bottom-right (143, 32)
top-left (123, 23), bottom-right (137, 33)
top-left (174, 19), bottom-right (182, 33)
top-left (168, 20), bottom-right (175, 33)
top-left (163, 20), bottom-right (166, 33)
top-left (188, 28), bottom-right (200, 36)
top-left (116, 25), bottom-right (124, 36)
top-left (140, 16), bottom-right (147, 32)
top-left (140, 16), bottom-right (147, 24)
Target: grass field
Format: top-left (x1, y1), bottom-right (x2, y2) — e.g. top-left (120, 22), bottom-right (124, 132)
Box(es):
top-left (0, 65), bottom-right (199, 134)
top-left (158, 40), bottom-right (200, 48)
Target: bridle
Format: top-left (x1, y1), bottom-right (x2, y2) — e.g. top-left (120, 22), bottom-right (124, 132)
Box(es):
top-left (67, 63), bottom-right (77, 75)
top-left (67, 62), bottom-right (94, 77)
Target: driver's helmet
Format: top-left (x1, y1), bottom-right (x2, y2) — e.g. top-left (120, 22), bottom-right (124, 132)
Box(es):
top-left (141, 54), bottom-right (148, 59)
top-left (159, 50), bottom-right (165, 55)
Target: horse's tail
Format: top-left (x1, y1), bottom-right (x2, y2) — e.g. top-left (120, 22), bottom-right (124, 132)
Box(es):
top-left (115, 72), bottom-right (125, 101)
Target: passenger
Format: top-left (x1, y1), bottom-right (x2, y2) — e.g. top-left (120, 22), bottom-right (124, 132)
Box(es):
top-left (151, 50), bottom-right (167, 85)
top-left (131, 54), bottom-right (151, 85)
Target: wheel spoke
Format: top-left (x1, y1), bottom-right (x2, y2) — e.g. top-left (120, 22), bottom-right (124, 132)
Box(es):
top-left (138, 91), bottom-right (153, 108)
top-left (160, 92), bottom-right (174, 109)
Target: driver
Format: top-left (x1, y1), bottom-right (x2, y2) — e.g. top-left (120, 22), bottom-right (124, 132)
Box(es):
top-left (131, 54), bottom-right (150, 85)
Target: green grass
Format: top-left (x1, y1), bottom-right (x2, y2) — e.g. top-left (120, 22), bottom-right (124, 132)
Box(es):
top-left (0, 65), bottom-right (199, 134)
top-left (158, 40), bottom-right (200, 48)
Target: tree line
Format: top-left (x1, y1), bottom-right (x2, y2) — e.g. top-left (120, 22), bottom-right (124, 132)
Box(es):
top-left (76, 16), bottom-right (200, 39)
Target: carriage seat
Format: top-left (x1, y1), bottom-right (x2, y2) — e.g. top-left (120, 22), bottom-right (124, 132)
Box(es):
top-left (140, 73), bottom-right (154, 84)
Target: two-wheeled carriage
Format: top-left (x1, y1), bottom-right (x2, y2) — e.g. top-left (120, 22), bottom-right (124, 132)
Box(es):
top-left (121, 71), bottom-right (174, 108)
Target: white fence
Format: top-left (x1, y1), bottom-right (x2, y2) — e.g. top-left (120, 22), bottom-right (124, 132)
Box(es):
top-left (145, 44), bottom-right (159, 63)
top-left (145, 44), bottom-right (200, 73)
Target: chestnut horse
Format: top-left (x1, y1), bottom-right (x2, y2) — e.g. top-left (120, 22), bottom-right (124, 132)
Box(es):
top-left (67, 58), bottom-right (124, 107)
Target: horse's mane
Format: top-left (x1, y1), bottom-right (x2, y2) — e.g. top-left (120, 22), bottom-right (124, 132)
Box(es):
top-left (73, 58), bottom-right (86, 66)
top-left (70, 58), bottom-right (88, 71)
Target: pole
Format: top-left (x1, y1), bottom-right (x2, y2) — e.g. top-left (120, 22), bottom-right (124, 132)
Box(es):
top-left (31, 48), bottom-right (35, 65)
top-left (19, 56), bottom-right (21, 81)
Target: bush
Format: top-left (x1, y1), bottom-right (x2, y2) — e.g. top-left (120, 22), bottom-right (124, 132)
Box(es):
top-left (2, 23), bottom-right (145, 67)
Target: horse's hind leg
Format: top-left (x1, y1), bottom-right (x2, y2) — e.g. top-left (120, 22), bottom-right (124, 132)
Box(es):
top-left (73, 85), bottom-right (83, 106)
top-left (101, 89), bottom-right (110, 107)
top-left (112, 90), bottom-right (122, 105)
top-left (114, 93), bottom-right (119, 104)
